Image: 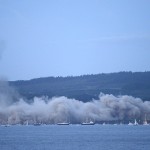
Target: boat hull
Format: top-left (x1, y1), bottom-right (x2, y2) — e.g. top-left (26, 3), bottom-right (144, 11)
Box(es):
top-left (57, 123), bottom-right (70, 125)
top-left (81, 123), bottom-right (95, 125)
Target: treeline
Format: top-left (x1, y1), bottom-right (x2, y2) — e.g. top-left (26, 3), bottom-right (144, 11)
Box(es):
top-left (9, 71), bottom-right (150, 102)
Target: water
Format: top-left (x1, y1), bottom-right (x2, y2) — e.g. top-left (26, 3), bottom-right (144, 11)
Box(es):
top-left (0, 125), bottom-right (150, 150)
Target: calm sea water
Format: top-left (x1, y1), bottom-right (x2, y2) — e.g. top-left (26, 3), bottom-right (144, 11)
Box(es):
top-left (0, 125), bottom-right (150, 150)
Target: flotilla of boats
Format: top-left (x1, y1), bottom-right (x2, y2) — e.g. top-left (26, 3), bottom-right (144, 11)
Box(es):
top-left (0, 115), bottom-right (149, 126)
top-left (0, 123), bottom-right (149, 126)
top-left (1, 120), bottom-right (149, 126)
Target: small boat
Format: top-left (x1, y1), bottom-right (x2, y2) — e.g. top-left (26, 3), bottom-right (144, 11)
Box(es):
top-left (24, 120), bottom-right (29, 126)
top-left (4, 124), bottom-right (11, 127)
top-left (143, 120), bottom-right (149, 125)
top-left (143, 114), bottom-right (149, 125)
top-left (102, 122), bottom-right (106, 125)
top-left (57, 115), bottom-right (70, 125)
top-left (81, 121), bottom-right (95, 125)
top-left (57, 122), bottom-right (70, 125)
top-left (128, 121), bottom-right (133, 125)
top-left (134, 119), bottom-right (138, 126)
top-left (34, 123), bottom-right (41, 126)
top-left (113, 123), bottom-right (118, 125)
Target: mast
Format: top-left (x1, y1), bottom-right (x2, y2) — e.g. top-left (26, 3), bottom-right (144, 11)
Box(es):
top-left (143, 114), bottom-right (148, 125)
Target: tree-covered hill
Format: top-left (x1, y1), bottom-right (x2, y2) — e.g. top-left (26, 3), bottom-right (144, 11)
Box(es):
top-left (9, 72), bottom-right (150, 102)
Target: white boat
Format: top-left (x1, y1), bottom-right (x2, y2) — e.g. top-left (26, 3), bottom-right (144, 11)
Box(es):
top-left (81, 121), bottom-right (95, 125)
top-left (113, 123), bottom-right (118, 125)
top-left (134, 119), bottom-right (138, 126)
top-left (143, 120), bottom-right (148, 125)
top-left (57, 116), bottom-right (70, 125)
top-left (25, 120), bottom-right (29, 126)
top-left (128, 121), bottom-right (133, 125)
top-left (102, 122), bottom-right (106, 125)
top-left (57, 122), bottom-right (70, 125)
top-left (4, 124), bottom-right (11, 127)
top-left (143, 114), bottom-right (149, 125)
top-left (34, 123), bottom-right (41, 126)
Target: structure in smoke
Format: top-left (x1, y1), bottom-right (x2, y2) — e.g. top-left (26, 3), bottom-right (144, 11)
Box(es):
top-left (0, 91), bottom-right (150, 124)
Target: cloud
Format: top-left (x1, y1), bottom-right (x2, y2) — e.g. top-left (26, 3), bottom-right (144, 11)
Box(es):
top-left (0, 79), bottom-right (20, 106)
top-left (0, 90), bottom-right (150, 124)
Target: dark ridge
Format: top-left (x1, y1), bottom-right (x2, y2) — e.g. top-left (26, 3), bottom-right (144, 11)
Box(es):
top-left (9, 71), bottom-right (150, 102)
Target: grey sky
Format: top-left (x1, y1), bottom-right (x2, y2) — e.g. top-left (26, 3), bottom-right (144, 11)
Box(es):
top-left (0, 0), bottom-right (150, 80)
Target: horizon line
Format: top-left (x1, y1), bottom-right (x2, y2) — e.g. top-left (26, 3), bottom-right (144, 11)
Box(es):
top-left (9, 71), bottom-right (150, 82)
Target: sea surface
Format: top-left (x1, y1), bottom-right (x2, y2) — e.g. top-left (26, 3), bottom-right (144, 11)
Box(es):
top-left (0, 124), bottom-right (150, 150)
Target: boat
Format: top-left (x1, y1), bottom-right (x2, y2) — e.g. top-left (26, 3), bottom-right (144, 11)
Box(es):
top-left (128, 119), bottom-right (139, 126)
top-left (57, 122), bottom-right (70, 125)
top-left (143, 114), bottom-right (149, 125)
top-left (113, 123), bottom-right (118, 125)
top-left (81, 121), bottom-right (95, 125)
top-left (134, 119), bottom-right (138, 126)
top-left (57, 116), bottom-right (70, 125)
top-left (102, 122), bottom-right (106, 125)
top-left (34, 123), bottom-right (41, 126)
top-left (128, 121), bottom-right (133, 125)
top-left (143, 120), bottom-right (148, 125)
top-left (4, 124), bottom-right (11, 127)
top-left (25, 120), bottom-right (29, 126)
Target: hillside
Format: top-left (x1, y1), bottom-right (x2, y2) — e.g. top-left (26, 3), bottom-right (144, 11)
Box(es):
top-left (9, 72), bottom-right (150, 102)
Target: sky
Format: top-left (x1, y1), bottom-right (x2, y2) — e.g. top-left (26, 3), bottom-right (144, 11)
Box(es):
top-left (0, 0), bottom-right (150, 81)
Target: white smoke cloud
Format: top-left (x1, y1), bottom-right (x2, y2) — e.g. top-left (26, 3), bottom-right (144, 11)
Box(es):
top-left (0, 79), bottom-right (20, 107)
top-left (0, 90), bottom-right (150, 125)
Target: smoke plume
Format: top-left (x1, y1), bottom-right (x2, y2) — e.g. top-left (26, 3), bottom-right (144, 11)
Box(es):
top-left (0, 87), bottom-right (150, 124)
top-left (0, 79), bottom-right (20, 106)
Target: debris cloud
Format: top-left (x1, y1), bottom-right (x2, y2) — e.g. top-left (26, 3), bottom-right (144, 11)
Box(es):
top-left (0, 87), bottom-right (150, 124)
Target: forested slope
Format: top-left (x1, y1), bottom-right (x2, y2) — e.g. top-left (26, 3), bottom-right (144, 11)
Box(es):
top-left (9, 72), bottom-right (150, 102)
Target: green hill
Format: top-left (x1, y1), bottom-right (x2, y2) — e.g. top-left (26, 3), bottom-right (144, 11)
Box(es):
top-left (9, 71), bottom-right (150, 102)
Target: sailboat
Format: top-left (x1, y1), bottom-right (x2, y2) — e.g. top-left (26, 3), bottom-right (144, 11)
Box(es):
top-left (143, 114), bottom-right (149, 125)
top-left (102, 122), bottom-right (106, 125)
top-left (134, 119), bottom-right (138, 126)
top-left (26, 120), bottom-right (29, 126)
top-left (128, 121), bottom-right (133, 125)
